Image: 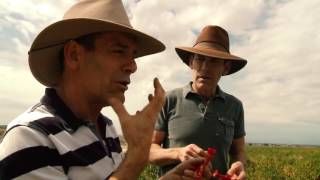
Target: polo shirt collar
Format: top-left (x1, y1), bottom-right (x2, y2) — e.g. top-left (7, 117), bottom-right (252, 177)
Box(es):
top-left (182, 82), bottom-right (226, 101)
top-left (41, 88), bottom-right (92, 131)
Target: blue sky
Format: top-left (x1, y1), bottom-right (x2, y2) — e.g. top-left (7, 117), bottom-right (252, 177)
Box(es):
top-left (1, 0), bottom-right (319, 145)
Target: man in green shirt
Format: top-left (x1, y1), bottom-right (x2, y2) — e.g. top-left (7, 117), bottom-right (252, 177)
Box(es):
top-left (149, 25), bottom-right (247, 179)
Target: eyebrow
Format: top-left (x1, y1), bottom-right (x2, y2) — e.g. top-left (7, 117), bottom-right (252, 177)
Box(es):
top-left (111, 42), bottom-right (138, 56)
top-left (111, 42), bottom-right (128, 49)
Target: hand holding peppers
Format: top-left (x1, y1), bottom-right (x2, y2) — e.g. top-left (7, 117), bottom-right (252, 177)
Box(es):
top-left (195, 147), bottom-right (216, 180)
top-left (194, 147), bottom-right (237, 180)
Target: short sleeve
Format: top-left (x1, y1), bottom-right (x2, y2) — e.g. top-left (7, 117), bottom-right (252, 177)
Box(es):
top-left (234, 102), bottom-right (246, 139)
top-left (154, 97), bottom-right (169, 133)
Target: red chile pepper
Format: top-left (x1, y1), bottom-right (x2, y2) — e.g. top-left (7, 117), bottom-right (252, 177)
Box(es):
top-left (195, 147), bottom-right (216, 180)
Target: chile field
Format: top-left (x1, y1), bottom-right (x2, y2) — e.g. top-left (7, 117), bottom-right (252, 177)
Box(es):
top-left (139, 144), bottom-right (320, 180)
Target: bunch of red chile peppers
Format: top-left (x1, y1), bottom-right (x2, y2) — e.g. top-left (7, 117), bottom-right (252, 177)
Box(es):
top-left (195, 147), bottom-right (232, 180)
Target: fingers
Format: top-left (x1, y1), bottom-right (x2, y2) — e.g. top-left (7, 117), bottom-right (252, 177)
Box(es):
top-left (160, 159), bottom-right (203, 180)
top-left (179, 158), bottom-right (205, 180)
top-left (227, 161), bottom-right (246, 180)
top-left (109, 97), bottom-right (129, 120)
top-left (192, 145), bottom-right (207, 157)
top-left (152, 77), bottom-right (165, 106)
top-left (185, 150), bottom-right (202, 159)
top-left (207, 162), bottom-right (213, 172)
top-left (179, 144), bottom-right (206, 162)
top-left (183, 169), bottom-right (195, 178)
top-left (181, 176), bottom-right (193, 180)
top-left (154, 77), bottom-right (165, 98)
top-left (236, 171), bottom-right (246, 180)
top-left (148, 94), bottom-right (153, 102)
top-left (227, 162), bottom-right (236, 175)
top-left (203, 164), bottom-right (212, 180)
top-left (188, 144), bottom-right (206, 158)
top-left (227, 161), bottom-right (243, 174)
top-left (140, 78), bottom-right (165, 119)
top-left (175, 158), bottom-right (204, 172)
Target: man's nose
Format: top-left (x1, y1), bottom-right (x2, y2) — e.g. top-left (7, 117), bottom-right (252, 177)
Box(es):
top-left (123, 58), bottom-right (137, 74)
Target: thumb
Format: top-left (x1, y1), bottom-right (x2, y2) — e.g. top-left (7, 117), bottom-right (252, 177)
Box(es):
top-left (109, 98), bottom-right (129, 120)
top-left (227, 162), bottom-right (242, 175)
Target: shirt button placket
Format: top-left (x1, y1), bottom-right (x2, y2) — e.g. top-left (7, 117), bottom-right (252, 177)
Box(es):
top-left (199, 103), bottom-right (207, 123)
top-left (199, 103), bottom-right (206, 113)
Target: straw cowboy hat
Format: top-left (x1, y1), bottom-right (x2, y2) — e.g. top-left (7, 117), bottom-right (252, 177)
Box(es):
top-left (175, 25), bottom-right (247, 75)
top-left (29, 0), bottom-right (165, 87)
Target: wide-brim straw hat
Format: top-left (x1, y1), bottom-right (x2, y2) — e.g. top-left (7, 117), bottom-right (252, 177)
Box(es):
top-left (29, 0), bottom-right (165, 87)
top-left (175, 25), bottom-right (247, 75)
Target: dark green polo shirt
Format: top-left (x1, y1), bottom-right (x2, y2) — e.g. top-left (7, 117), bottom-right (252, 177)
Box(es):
top-left (155, 83), bottom-right (245, 175)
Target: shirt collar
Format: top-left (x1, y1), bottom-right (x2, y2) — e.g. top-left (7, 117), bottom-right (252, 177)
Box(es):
top-left (182, 82), bottom-right (226, 101)
top-left (41, 88), bottom-right (91, 131)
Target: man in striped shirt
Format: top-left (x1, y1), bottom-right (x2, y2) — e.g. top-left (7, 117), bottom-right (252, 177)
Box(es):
top-left (0, 0), bottom-right (213, 180)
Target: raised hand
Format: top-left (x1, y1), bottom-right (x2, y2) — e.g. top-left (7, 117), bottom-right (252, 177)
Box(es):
top-left (109, 77), bottom-right (165, 157)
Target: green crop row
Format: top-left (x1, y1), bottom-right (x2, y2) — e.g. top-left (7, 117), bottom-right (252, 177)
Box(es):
top-left (139, 145), bottom-right (320, 180)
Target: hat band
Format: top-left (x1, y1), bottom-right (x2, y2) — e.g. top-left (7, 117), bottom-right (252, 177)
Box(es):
top-left (193, 41), bottom-right (229, 53)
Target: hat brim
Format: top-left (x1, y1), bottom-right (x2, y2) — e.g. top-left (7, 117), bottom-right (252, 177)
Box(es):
top-left (29, 18), bottom-right (165, 87)
top-left (175, 46), bottom-right (247, 75)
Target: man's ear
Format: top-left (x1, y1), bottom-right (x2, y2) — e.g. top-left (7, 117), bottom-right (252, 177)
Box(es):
top-left (223, 61), bottom-right (231, 75)
top-left (63, 40), bottom-right (82, 70)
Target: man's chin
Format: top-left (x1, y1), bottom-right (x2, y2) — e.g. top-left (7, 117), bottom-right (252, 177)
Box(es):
top-left (116, 94), bottom-right (126, 104)
top-left (105, 94), bottom-right (125, 106)
top-left (196, 82), bottom-right (212, 88)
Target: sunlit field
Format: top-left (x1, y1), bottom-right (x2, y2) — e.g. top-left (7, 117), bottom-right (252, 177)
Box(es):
top-left (139, 145), bottom-right (320, 180)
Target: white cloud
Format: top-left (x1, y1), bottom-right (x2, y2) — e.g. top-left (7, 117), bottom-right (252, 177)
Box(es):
top-left (0, 0), bottom-right (76, 67)
top-left (235, 0), bottom-right (320, 126)
top-left (0, 0), bottom-right (76, 123)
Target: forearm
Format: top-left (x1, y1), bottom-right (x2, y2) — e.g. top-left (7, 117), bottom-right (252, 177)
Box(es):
top-left (110, 148), bottom-right (149, 180)
top-left (230, 137), bottom-right (246, 167)
top-left (149, 143), bottom-right (180, 166)
top-left (230, 150), bottom-right (246, 167)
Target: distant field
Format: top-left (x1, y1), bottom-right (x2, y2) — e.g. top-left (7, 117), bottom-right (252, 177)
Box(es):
top-left (246, 145), bottom-right (320, 179)
top-left (139, 145), bottom-right (320, 180)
